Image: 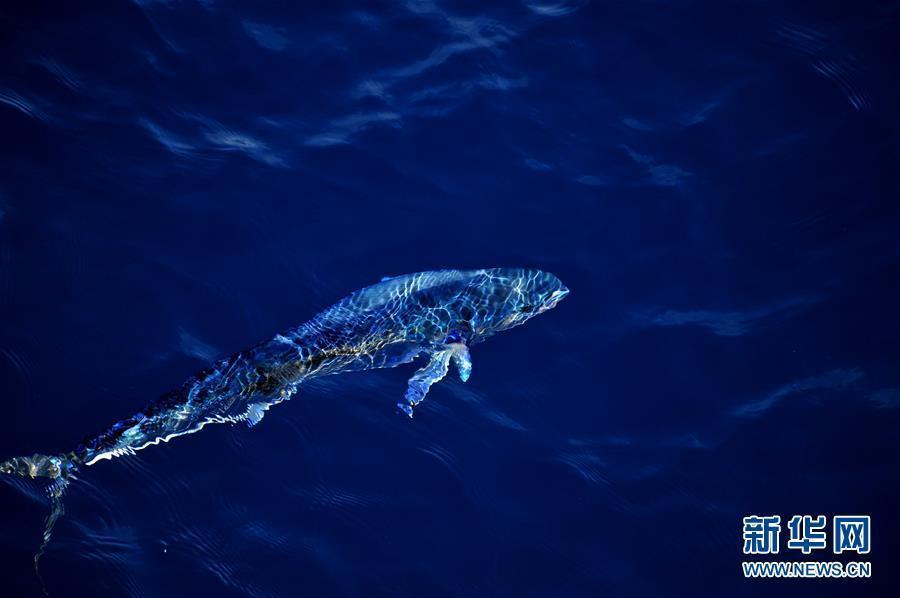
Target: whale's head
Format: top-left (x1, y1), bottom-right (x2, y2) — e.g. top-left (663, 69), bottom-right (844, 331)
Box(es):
top-left (460, 268), bottom-right (569, 342)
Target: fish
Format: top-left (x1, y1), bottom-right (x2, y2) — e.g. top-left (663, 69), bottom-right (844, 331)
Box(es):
top-left (1, 268), bottom-right (568, 571)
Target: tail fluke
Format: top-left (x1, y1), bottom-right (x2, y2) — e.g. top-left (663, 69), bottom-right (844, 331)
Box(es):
top-left (1, 453), bottom-right (80, 594)
top-left (0, 453), bottom-right (78, 480)
top-left (31, 478), bottom-right (68, 594)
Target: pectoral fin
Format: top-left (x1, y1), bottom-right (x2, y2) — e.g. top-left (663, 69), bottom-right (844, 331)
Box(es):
top-left (245, 402), bottom-right (270, 427)
top-left (398, 343), bottom-right (472, 418)
top-left (449, 343), bottom-right (471, 382)
top-left (399, 349), bottom-right (453, 418)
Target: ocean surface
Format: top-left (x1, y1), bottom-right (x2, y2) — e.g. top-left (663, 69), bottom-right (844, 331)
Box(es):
top-left (0, 1), bottom-right (898, 596)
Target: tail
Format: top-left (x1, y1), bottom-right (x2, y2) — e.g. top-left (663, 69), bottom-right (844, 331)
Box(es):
top-left (1, 452), bottom-right (81, 594)
top-left (0, 452), bottom-right (79, 480)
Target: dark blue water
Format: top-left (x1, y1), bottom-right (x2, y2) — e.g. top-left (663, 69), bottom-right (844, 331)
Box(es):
top-left (1, 1), bottom-right (898, 596)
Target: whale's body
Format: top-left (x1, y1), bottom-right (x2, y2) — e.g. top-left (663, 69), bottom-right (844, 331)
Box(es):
top-left (1, 268), bottom-right (568, 574)
top-left (2, 268), bottom-right (568, 481)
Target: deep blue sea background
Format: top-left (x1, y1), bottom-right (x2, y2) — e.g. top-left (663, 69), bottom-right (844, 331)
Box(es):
top-left (1, 1), bottom-right (898, 596)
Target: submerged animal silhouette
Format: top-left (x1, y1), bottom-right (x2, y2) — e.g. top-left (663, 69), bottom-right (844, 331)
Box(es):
top-left (1, 268), bottom-right (568, 570)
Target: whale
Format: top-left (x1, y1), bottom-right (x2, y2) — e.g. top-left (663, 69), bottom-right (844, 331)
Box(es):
top-left (1, 268), bottom-right (568, 568)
